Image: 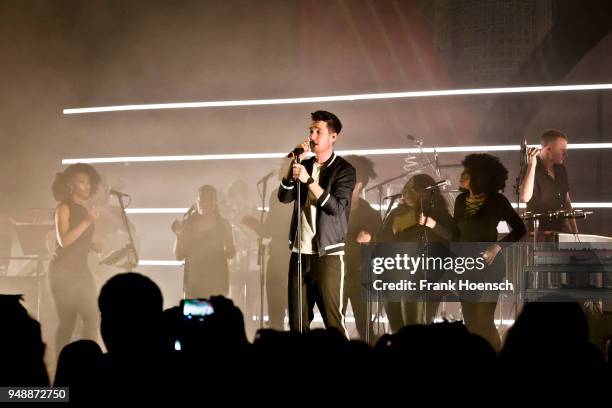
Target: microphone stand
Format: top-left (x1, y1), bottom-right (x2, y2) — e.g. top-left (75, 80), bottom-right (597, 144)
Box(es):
top-left (295, 156), bottom-right (304, 333)
top-left (414, 138), bottom-right (458, 323)
top-left (114, 193), bottom-right (139, 270)
top-left (365, 193), bottom-right (401, 343)
top-left (363, 170), bottom-right (436, 341)
top-left (416, 140), bottom-right (460, 203)
top-left (508, 137), bottom-right (528, 325)
top-left (515, 138), bottom-right (527, 219)
top-left (417, 190), bottom-right (434, 324)
top-left (256, 177), bottom-right (270, 330)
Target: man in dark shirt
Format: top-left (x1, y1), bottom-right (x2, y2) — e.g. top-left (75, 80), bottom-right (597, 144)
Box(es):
top-left (519, 129), bottom-right (578, 233)
top-left (343, 156), bottom-right (380, 342)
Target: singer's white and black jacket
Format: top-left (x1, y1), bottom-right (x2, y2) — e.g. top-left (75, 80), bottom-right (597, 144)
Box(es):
top-left (278, 152), bottom-right (356, 256)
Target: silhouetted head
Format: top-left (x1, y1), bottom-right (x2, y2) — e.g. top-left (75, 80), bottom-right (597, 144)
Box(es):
top-left (0, 295), bottom-right (49, 386)
top-left (98, 273), bottom-right (164, 355)
top-left (500, 297), bottom-right (605, 373)
top-left (54, 339), bottom-right (102, 387)
top-left (503, 298), bottom-right (589, 350)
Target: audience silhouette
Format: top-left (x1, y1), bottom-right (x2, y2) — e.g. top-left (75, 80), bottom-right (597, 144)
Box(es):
top-left (2, 275), bottom-right (610, 400)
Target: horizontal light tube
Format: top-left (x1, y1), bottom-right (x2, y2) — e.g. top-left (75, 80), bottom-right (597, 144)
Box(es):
top-left (125, 203), bottom-right (612, 215)
top-left (62, 143), bottom-right (612, 164)
top-left (63, 83), bottom-right (612, 114)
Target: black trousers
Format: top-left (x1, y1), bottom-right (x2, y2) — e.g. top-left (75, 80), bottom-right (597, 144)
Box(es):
top-left (266, 247), bottom-right (290, 330)
top-left (342, 267), bottom-right (373, 342)
top-left (288, 252), bottom-right (348, 337)
top-left (48, 262), bottom-right (99, 356)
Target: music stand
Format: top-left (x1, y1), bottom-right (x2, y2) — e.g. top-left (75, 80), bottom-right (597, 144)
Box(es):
top-left (10, 222), bottom-right (53, 320)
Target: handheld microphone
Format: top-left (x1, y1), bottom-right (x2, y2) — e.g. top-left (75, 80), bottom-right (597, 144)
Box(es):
top-left (287, 147), bottom-right (304, 159)
top-left (520, 137), bottom-right (528, 168)
top-left (287, 141), bottom-right (316, 159)
top-left (424, 179), bottom-right (451, 190)
top-left (184, 204), bottom-right (197, 218)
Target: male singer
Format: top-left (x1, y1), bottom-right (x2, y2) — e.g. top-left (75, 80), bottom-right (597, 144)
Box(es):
top-left (278, 110), bottom-right (356, 336)
top-left (519, 129), bottom-right (577, 233)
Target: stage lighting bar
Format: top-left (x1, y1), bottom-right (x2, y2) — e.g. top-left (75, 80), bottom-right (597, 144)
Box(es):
top-left (62, 143), bottom-right (612, 164)
top-left (126, 208), bottom-right (189, 214)
top-left (124, 202), bottom-right (612, 216)
top-left (63, 83), bottom-right (612, 114)
top-left (373, 203), bottom-right (612, 210)
top-left (244, 315), bottom-right (517, 326)
top-left (511, 203), bottom-right (612, 209)
top-left (138, 260), bottom-right (184, 266)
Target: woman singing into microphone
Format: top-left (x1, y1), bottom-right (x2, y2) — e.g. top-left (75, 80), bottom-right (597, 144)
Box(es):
top-left (172, 185), bottom-right (236, 298)
top-left (423, 154), bottom-right (526, 350)
top-left (380, 174), bottom-right (454, 332)
top-left (49, 163), bottom-right (102, 355)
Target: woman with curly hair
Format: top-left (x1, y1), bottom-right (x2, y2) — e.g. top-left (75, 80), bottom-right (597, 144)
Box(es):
top-left (426, 154), bottom-right (526, 350)
top-left (49, 163), bottom-right (102, 355)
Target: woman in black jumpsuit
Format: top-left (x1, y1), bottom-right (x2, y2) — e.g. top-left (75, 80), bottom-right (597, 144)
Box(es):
top-left (49, 163), bottom-right (101, 356)
top-left (427, 154), bottom-right (526, 350)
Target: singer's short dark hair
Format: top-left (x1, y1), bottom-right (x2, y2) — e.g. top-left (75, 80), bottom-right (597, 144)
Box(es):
top-left (51, 163), bottom-right (101, 202)
top-left (311, 110), bottom-right (342, 134)
top-left (461, 153), bottom-right (508, 195)
top-left (540, 129), bottom-right (568, 146)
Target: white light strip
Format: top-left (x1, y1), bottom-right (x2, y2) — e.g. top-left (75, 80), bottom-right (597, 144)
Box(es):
top-left (511, 203), bottom-right (612, 209)
top-left (63, 152), bottom-right (286, 164)
top-left (249, 315), bottom-right (515, 326)
top-left (432, 318), bottom-right (515, 326)
top-left (138, 260), bottom-right (184, 266)
top-left (126, 207), bottom-right (271, 214)
top-left (553, 202), bottom-right (612, 209)
top-left (126, 208), bottom-right (189, 214)
top-left (125, 203), bottom-right (612, 215)
top-left (371, 203), bottom-right (400, 211)
top-left (61, 143), bottom-right (612, 164)
top-left (568, 143), bottom-right (612, 150)
top-left (63, 83), bottom-right (612, 114)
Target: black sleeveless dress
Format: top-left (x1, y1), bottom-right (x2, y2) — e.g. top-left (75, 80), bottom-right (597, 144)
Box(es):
top-left (48, 201), bottom-right (97, 313)
top-left (182, 212), bottom-right (232, 298)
